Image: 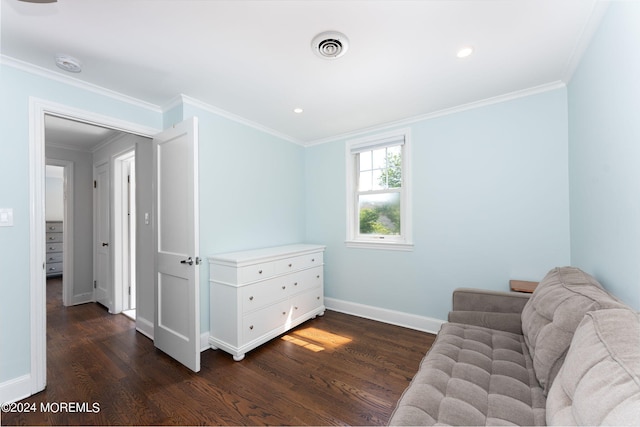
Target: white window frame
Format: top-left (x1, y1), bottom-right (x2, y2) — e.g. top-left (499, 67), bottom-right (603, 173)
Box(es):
top-left (345, 128), bottom-right (413, 251)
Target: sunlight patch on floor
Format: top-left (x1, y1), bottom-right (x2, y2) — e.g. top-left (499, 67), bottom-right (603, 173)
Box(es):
top-left (281, 326), bottom-right (353, 352)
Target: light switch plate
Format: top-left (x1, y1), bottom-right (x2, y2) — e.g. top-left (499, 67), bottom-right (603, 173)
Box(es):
top-left (0, 208), bottom-right (14, 227)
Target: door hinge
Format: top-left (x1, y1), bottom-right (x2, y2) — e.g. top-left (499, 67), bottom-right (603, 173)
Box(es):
top-left (93, 180), bottom-right (97, 188)
top-left (128, 286), bottom-right (131, 295)
top-left (94, 280), bottom-right (97, 289)
top-left (127, 175), bottom-right (130, 183)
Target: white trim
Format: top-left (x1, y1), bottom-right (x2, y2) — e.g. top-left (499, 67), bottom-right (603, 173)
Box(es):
top-left (136, 316), bottom-right (154, 341)
top-left (305, 81), bottom-right (566, 147)
top-left (324, 297), bottom-right (444, 335)
top-left (45, 159), bottom-right (74, 307)
top-left (344, 240), bottom-right (414, 251)
top-left (0, 375), bottom-right (31, 404)
top-left (1, 55), bottom-right (162, 113)
top-left (27, 97), bottom-right (159, 405)
top-left (561, 1), bottom-right (611, 83)
top-left (170, 94), bottom-right (303, 146)
top-left (201, 332), bottom-right (212, 353)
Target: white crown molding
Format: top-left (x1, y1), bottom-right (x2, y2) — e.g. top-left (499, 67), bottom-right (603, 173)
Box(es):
top-left (561, 0), bottom-right (611, 83)
top-left (168, 94), bottom-right (303, 146)
top-left (305, 81), bottom-right (567, 147)
top-left (1, 55), bottom-right (163, 114)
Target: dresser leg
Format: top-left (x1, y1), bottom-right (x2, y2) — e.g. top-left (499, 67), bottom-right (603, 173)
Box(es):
top-left (233, 354), bottom-right (245, 362)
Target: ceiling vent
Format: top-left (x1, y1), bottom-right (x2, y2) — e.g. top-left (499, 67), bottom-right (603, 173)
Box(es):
top-left (55, 54), bottom-right (82, 73)
top-left (311, 31), bottom-right (349, 60)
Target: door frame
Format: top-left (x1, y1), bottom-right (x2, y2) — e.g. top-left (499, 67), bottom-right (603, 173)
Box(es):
top-left (114, 150), bottom-right (136, 314)
top-left (45, 159), bottom-right (74, 307)
top-left (28, 97), bottom-right (159, 396)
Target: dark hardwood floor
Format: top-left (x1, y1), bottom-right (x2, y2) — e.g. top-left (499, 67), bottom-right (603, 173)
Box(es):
top-left (2, 278), bottom-right (435, 426)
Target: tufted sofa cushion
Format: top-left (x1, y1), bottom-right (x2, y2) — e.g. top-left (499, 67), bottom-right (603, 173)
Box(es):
top-left (520, 267), bottom-right (627, 393)
top-left (388, 323), bottom-right (546, 426)
top-left (546, 309), bottom-right (640, 425)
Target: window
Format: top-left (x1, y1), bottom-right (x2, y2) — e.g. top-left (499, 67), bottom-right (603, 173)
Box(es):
top-left (346, 129), bottom-right (413, 251)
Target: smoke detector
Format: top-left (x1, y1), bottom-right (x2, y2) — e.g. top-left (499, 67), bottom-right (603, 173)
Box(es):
top-left (55, 54), bottom-right (82, 73)
top-left (311, 31), bottom-right (349, 60)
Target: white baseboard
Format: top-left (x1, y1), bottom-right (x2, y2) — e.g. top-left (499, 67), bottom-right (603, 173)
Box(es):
top-left (135, 316), bottom-right (154, 340)
top-left (201, 332), bottom-right (211, 352)
top-left (71, 292), bottom-right (94, 306)
top-left (324, 297), bottom-right (445, 335)
top-left (0, 374), bottom-right (31, 404)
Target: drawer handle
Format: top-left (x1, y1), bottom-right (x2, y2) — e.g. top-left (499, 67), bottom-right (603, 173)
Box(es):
top-left (249, 296), bottom-right (254, 301)
top-left (282, 286), bottom-right (286, 290)
top-left (249, 325), bottom-right (254, 330)
top-left (317, 296), bottom-right (320, 300)
top-left (294, 282), bottom-right (298, 286)
top-left (49, 226), bottom-right (56, 230)
top-left (48, 237), bottom-right (55, 240)
top-left (258, 270), bottom-right (263, 274)
top-left (317, 275), bottom-right (320, 279)
top-left (48, 267), bottom-right (56, 271)
top-left (288, 263), bottom-right (292, 267)
top-left (294, 306), bottom-right (298, 310)
top-left (49, 247), bottom-right (55, 250)
top-left (282, 311), bottom-right (286, 315)
top-left (311, 258), bottom-right (315, 262)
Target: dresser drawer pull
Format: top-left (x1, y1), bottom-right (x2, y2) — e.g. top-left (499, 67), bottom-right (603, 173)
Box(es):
top-left (49, 226), bottom-right (56, 230)
top-left (294, 306), bottom-right (298, 310)
top-left (249, 325), bottom-right (254, 330)
top-left (258, 270), bottom-right (263, 274)
top-left (317, 275), bottom-right (320, 279)
top-left (317, 296), bottom-right (320, 300)
top-left (282, 286), bottom-right (286, 290)
top-left (311, 258), bottom-right (315, 262)
top-left (48, 237), bottom-right (55, 240)
top-left (294, 282), bottom-right (298, 286)
top-left (49, 247), bottom-right (55, 250)
top-left (249, 296), bottom-right (254, 301)
top-left (282, 311), bottom-right (286, 315)
top-left (288, 263), bottom-right (292, 267)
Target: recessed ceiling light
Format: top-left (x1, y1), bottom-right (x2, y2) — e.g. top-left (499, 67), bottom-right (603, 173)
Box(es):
top-left (55, 54), bottom-right (82, 73)
top-left (456, 47), bottom-right (474, 58)
top-left (293, 108), bottom-right (304, 114)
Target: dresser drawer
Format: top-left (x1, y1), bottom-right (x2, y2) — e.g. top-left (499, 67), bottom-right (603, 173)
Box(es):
top-left (274, 252), bottom-right (323, 275)
top-left (242, 301), bottom-right (290, 344)
top-left (46, 262), bottom-right (63, 275)
top-left (46, 222), bottom-right (63, 232)
top-left (238, 261), bottom-right (275, 284)
top-left (241, 278), bottom-right (290, 314)
top-left (46, 232), bottom-right (63, 244)
top-left (46, 243), bottom-right (63, 253)
top-left (290, 288), bottom-right (323, 321)
top-left (46, 253), bottom-right (63, 264)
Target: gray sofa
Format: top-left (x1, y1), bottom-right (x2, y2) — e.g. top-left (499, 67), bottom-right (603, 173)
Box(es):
top-left (389, 266), bottom-right (640, 425)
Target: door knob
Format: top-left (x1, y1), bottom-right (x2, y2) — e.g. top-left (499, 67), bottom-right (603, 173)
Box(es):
top-left (180, 257), bottom-right (194, 265)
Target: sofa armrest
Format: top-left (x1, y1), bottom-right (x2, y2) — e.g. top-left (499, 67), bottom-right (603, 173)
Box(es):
top-left (451, 288), bottom-right (531, 313)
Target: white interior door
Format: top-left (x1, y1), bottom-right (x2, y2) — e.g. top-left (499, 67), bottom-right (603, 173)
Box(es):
top-left (94, 162), bottom-right (112, 311)
top-left (153, 117), bottom-right (200, 372)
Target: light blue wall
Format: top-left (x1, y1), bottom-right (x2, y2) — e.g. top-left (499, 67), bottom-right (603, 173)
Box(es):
top-left (0, 64), bottom-right (161, 384)
top-left (568, 3), bottom-right (640, 310)
top-left (181, 103), bottom-right (306, 332)
top-left (306, 89), bottom-right (571, 321)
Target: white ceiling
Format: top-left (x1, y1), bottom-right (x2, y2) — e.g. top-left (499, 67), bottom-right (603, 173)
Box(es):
top-left (2, 0), bottom-right (607, 144)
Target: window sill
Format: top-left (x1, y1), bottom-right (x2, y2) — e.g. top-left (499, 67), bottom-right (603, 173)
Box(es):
top-left (345, 240), bottom-right (414, 252)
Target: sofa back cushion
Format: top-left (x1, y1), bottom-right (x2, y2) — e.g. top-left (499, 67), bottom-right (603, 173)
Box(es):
top-left (521, 267), bottom-right (626, 393)
top-left (546, 309), bottom-right (640, 425)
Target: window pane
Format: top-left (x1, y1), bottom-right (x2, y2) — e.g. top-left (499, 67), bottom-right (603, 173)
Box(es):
top-left (358, 192), bottom-right (401, 235)
top-left (385, 149), bottom-right (402, 188)
top-left (359, 151), bottom-right (372, 171)
top-left (358, 171), bottom-right (372, 191)
top-left (372, 148), bottom-right (386, 169)
top-left (372, 169), bottom-right (384, 190)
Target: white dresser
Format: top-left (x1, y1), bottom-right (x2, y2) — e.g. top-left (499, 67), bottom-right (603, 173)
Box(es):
top-left (209, 244), bottom-right (325, 361)
top-left (45, 221), bottom-right (63, 277)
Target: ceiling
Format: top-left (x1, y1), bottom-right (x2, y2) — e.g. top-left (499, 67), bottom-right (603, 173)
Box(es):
top-left (45, 115), bottom-right (123, 151)
top-left (2, 0), bottom-right (607, 145)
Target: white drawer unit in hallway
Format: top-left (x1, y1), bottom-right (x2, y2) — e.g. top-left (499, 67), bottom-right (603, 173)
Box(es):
top-left (45, 221), bottom-right (63, 277)
top-left (209, 244), bottom-right (325, 361)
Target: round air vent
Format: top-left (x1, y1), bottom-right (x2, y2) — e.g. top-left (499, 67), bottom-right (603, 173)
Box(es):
top-left (311, 31), bottom-right (349, 60)
top-left (55, 54), bottom-right (82, 73)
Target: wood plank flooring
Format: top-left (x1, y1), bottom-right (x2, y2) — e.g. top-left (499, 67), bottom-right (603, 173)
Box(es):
top-left (2, 278), bottom-right (435, 426)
